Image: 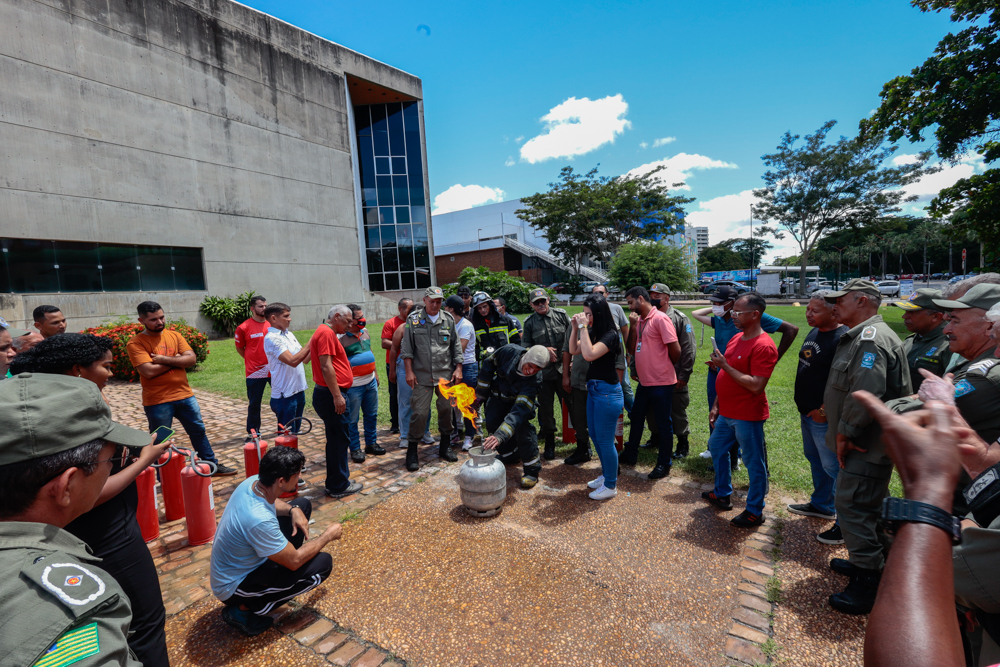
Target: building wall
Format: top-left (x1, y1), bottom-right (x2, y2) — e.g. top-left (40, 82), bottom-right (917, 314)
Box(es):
top-left (435, 248), bottom-right (545, 285)
top-left (0, 0), bottom-right (427, 331)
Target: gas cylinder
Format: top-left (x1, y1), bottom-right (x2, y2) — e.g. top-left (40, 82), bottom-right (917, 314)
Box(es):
top-left (157, 446), bottom-right (190, 521)
top-left (180, 458), bottom-right (216, 546)
top-left (135, 465), bottom-right (160, 542)
top-left (561, 401), bottom-right (576, 444)
top-left (456, 446), bottom-right (506, 517)
top-left (243, 430), bottom-right (268, 478)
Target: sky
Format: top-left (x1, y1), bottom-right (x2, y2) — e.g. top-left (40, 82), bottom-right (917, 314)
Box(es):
top-left (238, 0), bottom-right (981, 263)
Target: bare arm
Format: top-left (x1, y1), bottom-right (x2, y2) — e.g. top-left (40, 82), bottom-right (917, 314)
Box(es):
top-left (691, 307), bottom-right (714, 326)
top-left (94, 437), bottom-right (171, 506)
top-left (667, 340), bottom-right (681, 364)
top-left (578, 328), bottom-right (609, 362)
top-left (135, 362), bottom-right (173, 379)
top-left (710, 348), bottom-right (770, 394)
top-left (381, 337), bottom-right (393, 351)
top-left (320, 355), bottom-right (346, 413)
top-left (268, 523), bottom-right (343, 571)
top-left (278, 346), bottom-right (311, 367)
top-left (774, 321), bottom-right (800, 361)
top-left (236, 347), bottom-right (245, 359)
top-left (625, 314), bottom-right (638, 355)
top-left (151, 350), bottom-right (197, 368)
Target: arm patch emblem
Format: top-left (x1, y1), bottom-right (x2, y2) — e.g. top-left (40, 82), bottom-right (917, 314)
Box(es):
top-left (861, 352), bottom-right (876, 369)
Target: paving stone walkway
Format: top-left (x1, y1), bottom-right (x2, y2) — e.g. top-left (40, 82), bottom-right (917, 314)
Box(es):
top-left (104, 380), bottom-right (864, 666)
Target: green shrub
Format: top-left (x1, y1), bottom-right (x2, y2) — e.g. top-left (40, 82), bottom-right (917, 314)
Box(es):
top-left (199, 290), bottom-right (258, 337)
top-left (608, 242), bottom-right (697, 293)
top-left (83, 318), bottom-right (209, 383)
top-left (443, 267), bottom-right (550, 313)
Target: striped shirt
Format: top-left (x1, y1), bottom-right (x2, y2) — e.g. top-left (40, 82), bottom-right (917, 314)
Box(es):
top-left (339, 329), bottom-right (377, 387)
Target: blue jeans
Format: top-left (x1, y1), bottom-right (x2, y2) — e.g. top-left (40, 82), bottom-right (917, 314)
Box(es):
top-left (270, 391), bottom-right (305, 434)
top-left (709, 415), bottom-right (768, 516)
top-left (345, 378), bottom-right (379, 451)
top-left (626, 382), bottom-right (674, 466)
top-left (143, 396), bottom-right (218, 464)
top-left (395, 358), bottom-right (430, 441)
top-left (587, 379), bottom-right (623, 489)
top-left (461, 362), bottom-right (479, 437)
top-left (800, 414), bottom-right (838, 516)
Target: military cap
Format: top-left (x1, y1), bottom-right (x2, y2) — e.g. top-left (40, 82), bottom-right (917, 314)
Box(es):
top-left (891, 288), bottom-right (943, 311)
top-left (0, 316), bottom-right (29, 338)
top-left (708, 285), bottom-right (739, 303)
top-left (825, 278), bottom-right (881, 301)
top-left (649, 283), bottom-right (671, 295)
top-left (932, 283), bottom-right (1000, 311)
top-left (423, 285), bottom-right (444, 299)
top-left (0, 374), bottom-right (151, 466)
top-left (529, 288), bottom-right (549, 303)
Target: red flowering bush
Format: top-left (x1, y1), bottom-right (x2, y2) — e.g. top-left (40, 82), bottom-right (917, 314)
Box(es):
top-left (83, 319), bottom-right (210, 383)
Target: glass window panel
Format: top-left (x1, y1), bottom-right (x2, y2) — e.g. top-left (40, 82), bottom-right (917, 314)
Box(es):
top-left (354, 105), bottom-right (371, 135)
top-left (99, 244), bottom-right (141, 292)
top-left (366, 249), bottom-right (382, 274)
top-left (395, 206), bottom-right (410, 225)
top-left (358, 135), bottom-right (375, 188)
top-left (412, 223), bottom-right (428, 244)
top-left (405, 131), bottom-right (423, 182)
top-left (363, 208), bottom-right (379, 227)
top-left (373, 131), bottom-right (389, 157)
top-left (382, 248), bottom-right (399, 272)
top-left (402, 100), bottom-right (419, 125)
top-left (365, 226), bottom-right (381, 250)
top-left (378, 207), bottom-right (394, 225)
top-left (416, 270), bottom-right (431, 289)
top-left (364, 188), bottom-right (378, 207)
top-left (392, 175), bottom-right (408, 205)
top-left (171, 247), bottom-right (205, 290)
top-left (369, 273), bottom-right (385, 291)
top-left (7, 239), bottom-right (59, 293)
top-left (0, 244), bottom-right (10, 294)
top-left (371, 104), bottom-right (389, 156)
top-left (414, 244), bottom-right (429, 269)
top-left (401, 272), bottom-right (415, 290)
top-left (410, 206), bottom-right (426, 225)
top-left (53, 241), bottom-right (102, 292)
top-left (408, 187), bottom-right (425, 207)
top-left (376, 176), bottom-right (392, 206)
top-left (375, 157), bottom-right (390, 175)
top-left (137, 246), bottom-right (175, 291)
top-left (386, 102), bottom-right (405, 156)
top-left (384, 272), bottom-right (400, 290)
top-left (399, 246), bottom-right (415, 272)
top-left (391, 157), bottom-right (406, 175)
top-left (396, 224), bottom-right (413, 249)
top-left (380, 225), bottom-right (397, 248)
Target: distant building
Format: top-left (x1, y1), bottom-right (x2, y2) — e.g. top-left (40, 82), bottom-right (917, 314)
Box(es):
top-left (694, 227), bottom-right (710, 253)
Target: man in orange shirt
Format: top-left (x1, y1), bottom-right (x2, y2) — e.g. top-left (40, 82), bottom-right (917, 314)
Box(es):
top-left (126, 301), bottom-right (237, 476)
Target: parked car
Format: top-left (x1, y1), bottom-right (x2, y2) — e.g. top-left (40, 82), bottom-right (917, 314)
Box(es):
top-left (900, 273), bottom-right (914, 280)
top-left (949, 274), bottom-right (974, 284)
top-left (805, 282), bottom-right (834, 294)
top-left (703, 280), bottom-right (751, 295)
top-left (876, 280), bottom-right (901, 297)
top-left (883, 274), bottom-right (898, 281)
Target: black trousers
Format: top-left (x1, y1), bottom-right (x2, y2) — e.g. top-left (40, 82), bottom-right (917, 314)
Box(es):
top-left (313, 385), bottom-right (351, 494)
top-left (223, 498), bottom-right (333, 615)
top-left (246, 377), bottom-right (270, 434)
top-left (387, 363), bottom-right (399, 430)
top-left (486, 398), bottom-right (540, 473)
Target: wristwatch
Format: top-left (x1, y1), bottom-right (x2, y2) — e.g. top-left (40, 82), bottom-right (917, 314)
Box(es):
top-left (881, 497), bottom-right (961, 545)
top-left (577, 322), bottom-right (587, 330)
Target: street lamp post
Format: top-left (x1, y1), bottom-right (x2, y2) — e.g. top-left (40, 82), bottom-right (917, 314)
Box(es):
top-left (833, 245), bottom-right (846, 289)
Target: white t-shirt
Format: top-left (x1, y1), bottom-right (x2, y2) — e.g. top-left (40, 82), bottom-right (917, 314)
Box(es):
top-left (263, 327), bottom-right (308, 398)
top-left (427, 311), bottom-right (440, 323)
top-left (455, 317), bottom-right (476, 364)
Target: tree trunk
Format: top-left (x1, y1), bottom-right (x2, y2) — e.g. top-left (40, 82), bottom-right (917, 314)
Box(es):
top-left (798, 249), bottom-right (809, 295)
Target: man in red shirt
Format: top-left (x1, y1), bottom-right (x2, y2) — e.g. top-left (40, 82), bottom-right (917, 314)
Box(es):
top-left (381, 298), bottom-right (413, 435)
top-left (235, 295), bottom-right (270, 441)
top-left (702, 293), bottom-right (778, 527)
top-left (310, 304), bottom-right (362, 498)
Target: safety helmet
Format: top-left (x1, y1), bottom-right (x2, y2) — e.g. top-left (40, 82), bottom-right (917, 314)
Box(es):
top-left (471, 291), bottom-right (492, 308)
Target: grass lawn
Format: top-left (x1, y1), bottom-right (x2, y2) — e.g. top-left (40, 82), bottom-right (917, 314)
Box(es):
top-left (186, 305), bottom-right (909, 498)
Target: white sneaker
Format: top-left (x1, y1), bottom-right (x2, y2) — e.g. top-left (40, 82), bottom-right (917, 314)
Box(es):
top-left (420, 432), bottom-right (437, 444)
top-left (399, 440), bottom-right (408, 449)
top-left (587, 475), bottom-right (605, 489)
top-left (462, 437), bottom-right (473, 451)
top-left (699, 450), bottom-right (713, 459)
top-left (589, 484), bottom-right (617, 500)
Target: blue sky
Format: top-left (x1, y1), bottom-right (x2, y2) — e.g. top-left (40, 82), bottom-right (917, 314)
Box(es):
top-left (240, 0), bottom-right (978, 261)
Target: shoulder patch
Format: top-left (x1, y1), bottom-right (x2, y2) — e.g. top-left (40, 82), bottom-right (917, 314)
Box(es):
top-left (955, 379), bottom-right (976, 397)
top-left (861, 326), bottom-right (877, 341)
top-left (861, 351), bottom-right (876, 369)
top-left (686, 324), bottom-right (693, 333)
top-left (33, 622), bottom-right (100, 667)
top-left (552, 307), bottom-right (567, 313)
top-left (968, 359), bottom-right (998, 377)
top-left (40, 562), bottom-right (106, 607)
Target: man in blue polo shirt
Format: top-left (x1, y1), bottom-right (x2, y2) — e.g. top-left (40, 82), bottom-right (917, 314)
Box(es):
top-left (692, 285), bottom-right (799, 465)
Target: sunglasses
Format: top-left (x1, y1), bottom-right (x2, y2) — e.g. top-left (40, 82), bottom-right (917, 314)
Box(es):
top-left (731, 310), bottom-right (757, 318)
top-left (96, 445), bottom-right (137, 469)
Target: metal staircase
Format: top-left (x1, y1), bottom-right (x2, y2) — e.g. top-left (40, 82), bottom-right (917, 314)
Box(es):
top-left (503, 236), bottom-right (608, 282)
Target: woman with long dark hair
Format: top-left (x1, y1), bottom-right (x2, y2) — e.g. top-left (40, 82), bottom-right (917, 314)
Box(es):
top-left (11, 333), bottom-right (172, 666)
top-left (569, 294), bottom-right (624, 500)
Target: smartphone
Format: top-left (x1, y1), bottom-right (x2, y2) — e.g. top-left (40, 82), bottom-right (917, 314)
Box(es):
top-left (711, 337), bottom-right (719, 353)
top-left (151, 425), bottom-right (175, 445)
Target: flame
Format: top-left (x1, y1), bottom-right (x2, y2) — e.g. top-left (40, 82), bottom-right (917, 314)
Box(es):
top-left (438, 378), bottom-right (478, 420)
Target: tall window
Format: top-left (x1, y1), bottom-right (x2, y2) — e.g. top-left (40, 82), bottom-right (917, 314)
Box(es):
top-left (355, 101), bottom-right (431, 291)
top-left (0, 239), bottom-right (206, 293)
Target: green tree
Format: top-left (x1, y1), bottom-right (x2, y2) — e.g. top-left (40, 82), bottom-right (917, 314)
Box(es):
top-left (607, 242), bottom-right (696, 292)
top-left (698, 244), bottom-right (744, 273)
top-left (442, 267), bottom-right (542, 314)
top-left (752, 120), bottom-right (932, 292)
top-left (715, 237), bottom-right (773, 269)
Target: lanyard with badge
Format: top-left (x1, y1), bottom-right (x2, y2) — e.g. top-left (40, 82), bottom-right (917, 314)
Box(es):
top-left (637, 314), bottom-right (651, 353)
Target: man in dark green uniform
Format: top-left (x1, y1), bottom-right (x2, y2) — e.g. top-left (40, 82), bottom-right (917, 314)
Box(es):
top-left (823, 279), bottom-right (911, 615)
top-left (891, 288), bottom-right (950, 391)
top-left (0, 373), bottom-right (153, 667)
top-left (475, 344), bottom-right (550, 487)
top-left (521, 288), bottom-right (572, 460)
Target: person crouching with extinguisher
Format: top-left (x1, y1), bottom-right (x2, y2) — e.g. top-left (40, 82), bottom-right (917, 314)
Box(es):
top-left (211, 446), bottom-right (342, 636)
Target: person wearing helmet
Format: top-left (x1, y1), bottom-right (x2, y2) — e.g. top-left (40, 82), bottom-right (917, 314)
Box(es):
top-left (470, 292), bottom-right (519, 360)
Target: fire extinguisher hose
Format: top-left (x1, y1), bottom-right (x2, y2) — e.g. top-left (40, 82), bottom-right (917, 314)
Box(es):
top-left (276, 416), bottom-right (313, 437)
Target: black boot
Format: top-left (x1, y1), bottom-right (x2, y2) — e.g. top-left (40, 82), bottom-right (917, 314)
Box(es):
top-left (829, 568), bottom-right (882, 615)
top-left (521, 464), bottom-right (541, 489)
top-left (439, 435), bottom-right (458, 462)
top-left (406, 441), bottom-right (420, 472)
top-left (672, 435), bottom-right (689, 459)
top-left (563, 440), bottom-right (592, 465)
top-left (543, 434), bottom-right (556, 460)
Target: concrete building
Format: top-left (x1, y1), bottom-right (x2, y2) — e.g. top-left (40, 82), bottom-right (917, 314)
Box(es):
top-left (0, 0), bottom-right (434, 332)
top-left (694, 227), bottom-right (710, 254)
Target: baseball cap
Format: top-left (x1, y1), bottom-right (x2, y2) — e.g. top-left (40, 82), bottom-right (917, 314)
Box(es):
top-left (444, 295), bottom-right (465, 312)
top-left (708, 286), bottom-right (739, 303)
top-left (649, 283), bottom-right (671, 295)
top-left (931, 283), bottom-right (1000, 311)
top-left (529, 288), bottom-right (549, 303)
top-left (891, 288), bottom-right (943, 311)
top-left (0, 374), bottom-right (152, 466)
top-left (825, 278), bottom-right (881, 301)
top-left (423, 286), bottom-right (444, 299)
top-left (0, 316), bottom-right (29, 338)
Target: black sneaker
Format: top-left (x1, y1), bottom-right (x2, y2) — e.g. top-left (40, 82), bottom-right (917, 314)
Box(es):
top-left (787, 503), bottom-right (836, 521)
top-left (222, 606), bottom-right (274, 636)
top-left (365, 444), bottom-right (387, 456)
top-left (212, 463), bottom-right (238, 477)
top-left (817, 524), bottom-right (845, 545)
top-left (350, 449), bottom-right (366, 463)
top-left (829, 569), bottom-right (881, 615)
top-left (731, 510), bottom-right (765, 528)
top-left (701, 490), bottom-right (733, 510)
top-left (326, 481), bottom-right (363, 498)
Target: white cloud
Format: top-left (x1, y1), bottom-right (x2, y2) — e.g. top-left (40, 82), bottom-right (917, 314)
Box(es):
top-left (639, 141), bottom-right (648, 149)
top-left (432, 184), bottom-right (505, 215)
top-left (652, 137), bottom-right (676, 147)
top-left (515, 135), bottom-right (524, 144)
top-left (504, 156), bottom-right (515, 167)
top-left (685, 190), bottom-right (801, 263)
top-left (520, 94), bottom-right (630, 163)
top-left (627, 153), bottom-right (737, 190)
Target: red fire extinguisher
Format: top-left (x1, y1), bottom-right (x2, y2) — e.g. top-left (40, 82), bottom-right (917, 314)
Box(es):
top-left (155, 446), bottom-right (190, 521)
top-left (274, 416), bottom-right (312, 449)
top-left (135, 465), bottom-right (159, 542)
top-left (561, 401), bottom-right (577, 444)
top-left (180, 453), bottom-right (217, 546)
top-left (243, 429), bottom-right (268, 478)
top-left (615, 412), bottom-right (625, 453)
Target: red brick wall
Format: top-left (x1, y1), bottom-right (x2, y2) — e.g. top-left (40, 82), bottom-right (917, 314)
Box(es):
top-left (435, 249), bottom-right (542, 284)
